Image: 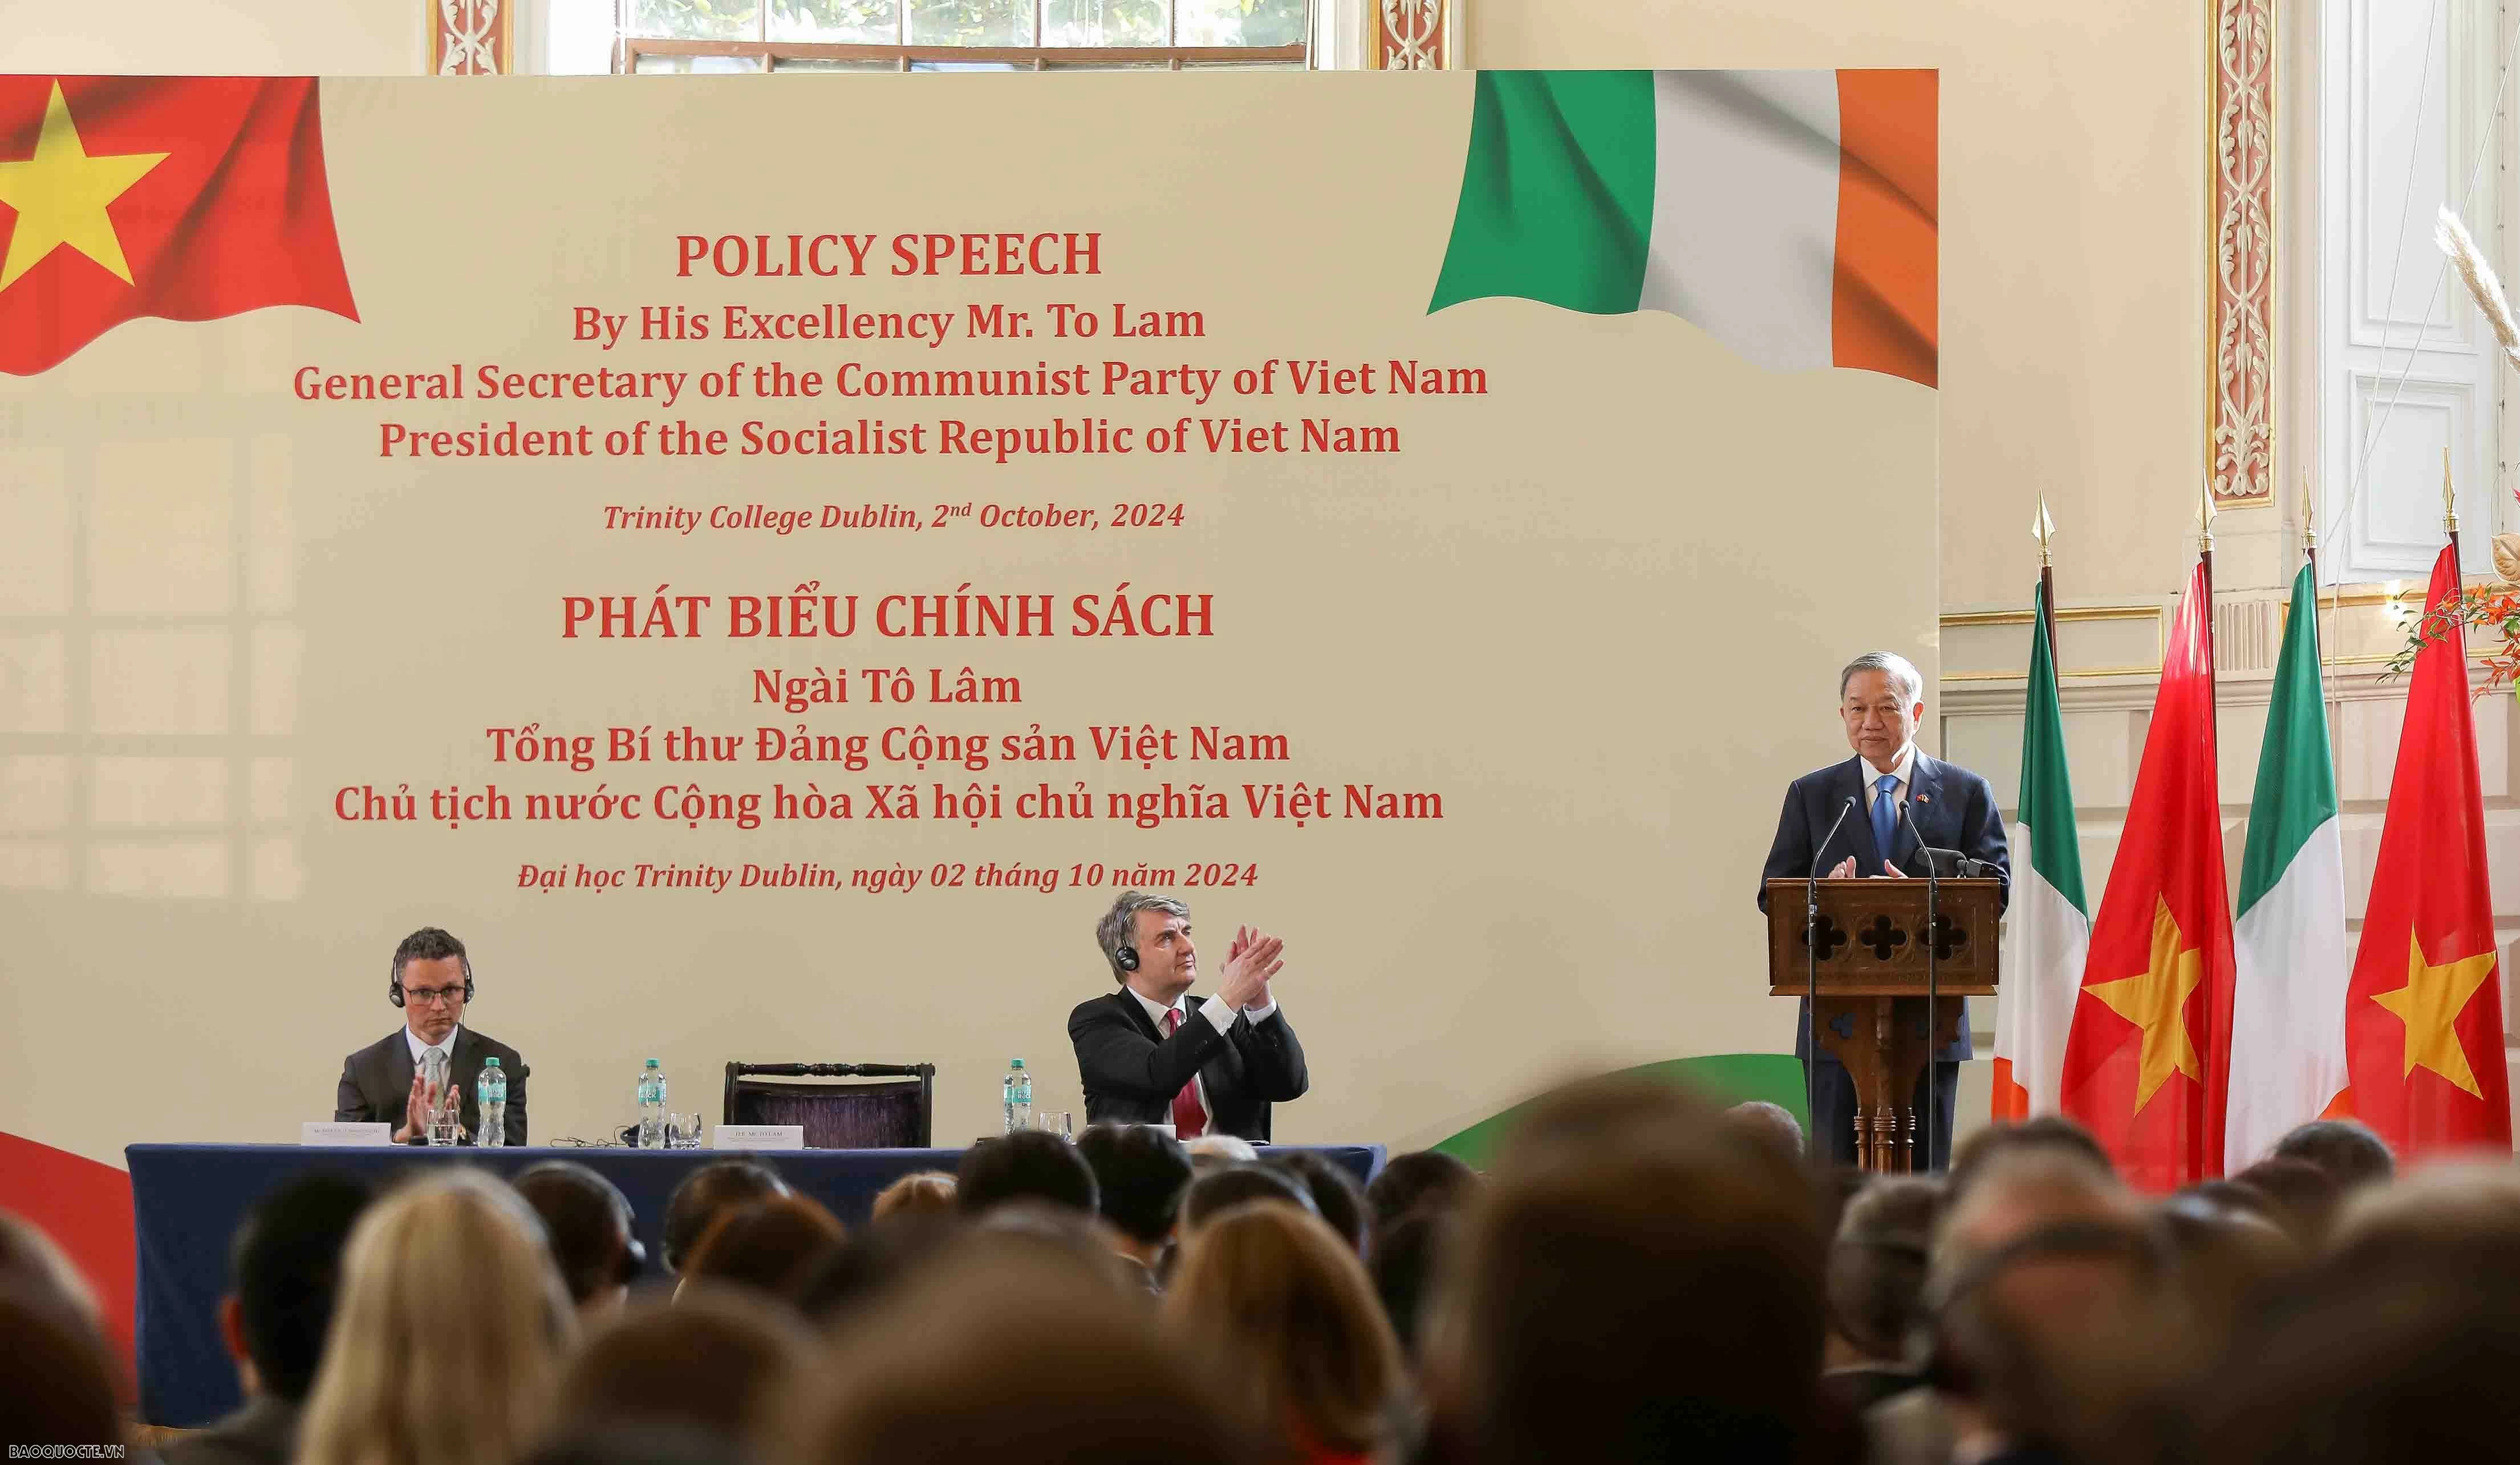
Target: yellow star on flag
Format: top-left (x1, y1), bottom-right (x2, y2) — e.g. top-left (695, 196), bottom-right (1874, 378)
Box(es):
top-left (2370, 931), bottom-right (2498, 1099)
top-left (0, 81), bottom-right (169, 292)
top-left (2082, 896), bottom-right (2206, 1114)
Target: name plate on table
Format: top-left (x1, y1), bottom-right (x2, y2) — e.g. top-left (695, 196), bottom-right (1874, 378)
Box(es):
top-left (301, 1122), bottom-right (392, 1146)
top-left (715, 1124), bottom-right (804, 1151)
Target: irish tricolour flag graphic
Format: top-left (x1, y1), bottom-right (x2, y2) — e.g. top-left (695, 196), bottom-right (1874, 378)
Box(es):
top-left (2225, 563), bottom-right (2350, 1164)
top-left (1429, 70), bottom-right (1936, 388)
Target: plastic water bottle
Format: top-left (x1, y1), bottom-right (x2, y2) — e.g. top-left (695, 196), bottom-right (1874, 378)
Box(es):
top-left (476, 1057), bottom-right (507, 1147)
top-left (1003, 1058), bottom-right (1032, 1134)
top-left (637, 1058), bottom-right (667, 1149)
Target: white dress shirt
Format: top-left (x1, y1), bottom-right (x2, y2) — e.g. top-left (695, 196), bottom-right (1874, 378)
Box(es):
top-left (404, 1022), bottom-right (461, 1072)
top-left (1129, 987), bottom-right (1279, 1125)
top-left (1861, 742), bottom-right (1918, 818)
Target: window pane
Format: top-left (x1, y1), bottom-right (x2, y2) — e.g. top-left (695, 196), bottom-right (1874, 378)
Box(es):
top-left (1042, 0), bottom-right (1164, 46)
top-left (909, 58), bottom-right (1023, 69)
top-left (632, 51), bottom-right (767, 70)
top-left (1174, 0), bottom-right (1302, 45)
top-left (906, 0), bottom-right (1033, 45)
top-left (771, 56), bottom-right (902, 68)
top-left (771, 0), bottom-right (900, 43)
top-left (1178, 57), bottom-right (1302, 68)
top-left (1040, 58), bottom-right (1168, 68)
top-left (631, 0), bottom-right (763, 40)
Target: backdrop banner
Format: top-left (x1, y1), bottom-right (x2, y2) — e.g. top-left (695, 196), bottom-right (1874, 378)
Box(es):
top-left (0, 71), bottom-right (1939, 1165)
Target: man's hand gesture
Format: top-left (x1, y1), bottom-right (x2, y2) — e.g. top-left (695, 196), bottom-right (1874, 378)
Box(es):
top-left (1216, 926), bottom-right (1283, 1011)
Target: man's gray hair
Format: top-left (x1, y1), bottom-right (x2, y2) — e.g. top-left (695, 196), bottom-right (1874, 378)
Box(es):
top-left (1840, 651), bottom-right (1924, 707)
top-left (1095, 891), bottom-right (1191, 983)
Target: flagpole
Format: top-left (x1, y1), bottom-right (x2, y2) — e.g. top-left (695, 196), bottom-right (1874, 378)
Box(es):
top-left (2444, 446), bottom-right (2464, 568)
top-left (2034, 496), bottom-right (2058, 646)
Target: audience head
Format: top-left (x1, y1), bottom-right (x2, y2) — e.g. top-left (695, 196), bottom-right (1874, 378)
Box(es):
top-left (1921, 1149), bottom-right (2175, 1458)
top-left (2269, 1118), bottom-right (2396, 1192)
top-left (2328, 1159), bottom-right (2520, 1273)
top-left (663, 1160), bottom-right (790, 1274)
top-left (1182, 1134), bottom-right (1258, 1172)
top-left (1166, 1202), bottom-right (1405, 1459)
top-left (1075, 1123), bottom-right (1192, 1251)
top-left (956, 1131), bottom-right (1099, 1217)
top-left (298, 1169), bottom-right (574, 1465)
top-left (1261, 1149), bottom-right (1369, 1255)
top-left (1448, 1081), bottom-right (1828, 1463)
top-left (0, 1207), bottom-right (102, 1324)
top-left (1826, 1175), bottom-right (1939, 1367)
top-left (555, 1288), bottom-right (816, 1451)
top-left (2197, 1195), bottom-right (2520, 1464)
top-left (679, 1195), bottom-right (846, 1303)
top-left (1946, 1114), bottom-right (2113, 1208)
top-left (789, 1242), bottom-right (1269, 1465)
top-left (868, 1170), bottom-right (956, 1222)
top-left (1364, 1149), bottom-right (1481, 1237)
top-left (1724, 1099), bottom-right (1807, 1161)
top-left (795, 1214), bottom-right (968, 1332)
top-left (1367, 1208), bottom-right (1455, 1367)
top-left (2229, 1156), bottom-right (2345, 1241)
top-left (0, 1288), bottom-right (122, 1448)
top-left (1179, 1163), bottom-right (1317, 1236)
top-left (223, 1172), bottom-right (374, 1403)
top-left (514, 1161), bottom-right (644, 1316)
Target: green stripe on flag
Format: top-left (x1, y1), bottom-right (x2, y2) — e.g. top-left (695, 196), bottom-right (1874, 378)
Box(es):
top-left (2237, 563), bottom-right (2340, 912)
top-left (2022, 583), bottom-right (2088, 915)
top-left (1427, 71), bottom-right (1657, 316)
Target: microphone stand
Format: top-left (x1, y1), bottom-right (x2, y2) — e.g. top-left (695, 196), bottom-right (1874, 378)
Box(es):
top-left (1896, 801), bottom-right (1941, 1175)
top-left (1807, 797), bottom-right (1858, 1164)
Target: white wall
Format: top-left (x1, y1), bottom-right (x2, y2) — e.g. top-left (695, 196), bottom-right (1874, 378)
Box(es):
top-left (0, 0), bottom-right (421, 74)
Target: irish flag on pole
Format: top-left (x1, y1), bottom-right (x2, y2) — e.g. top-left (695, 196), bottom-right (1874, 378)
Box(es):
top-left (2225, 563), bottom-right (2350, 1166)
top-left (1993, 585), bottom-right (2090, 1121)
top-left (1429, 70), bottom-right (1937, 388)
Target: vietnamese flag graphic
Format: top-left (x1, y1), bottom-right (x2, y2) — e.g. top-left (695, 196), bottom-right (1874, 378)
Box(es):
top-left (0, 76), bottom-right (356, 375)
top-left (2345, 545), bottom-right (2511, 1157)
top-left (2060, 562), bottom-right (2237, 1189)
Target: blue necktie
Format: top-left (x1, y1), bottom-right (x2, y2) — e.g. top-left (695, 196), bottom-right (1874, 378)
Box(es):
top-left (1869, 773), bottom-right (1900, 874)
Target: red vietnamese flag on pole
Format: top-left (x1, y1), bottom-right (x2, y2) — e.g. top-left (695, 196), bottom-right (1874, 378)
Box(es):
top-left (2061, 562), bottom-right (2237, 1190)
top-left (2345, 545), bottom-right (2511, 1156)
top-left (0, 76), bottom-right (356, 376)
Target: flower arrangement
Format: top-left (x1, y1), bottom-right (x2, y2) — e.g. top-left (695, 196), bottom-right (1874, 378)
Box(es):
top-left (2386, 525), bottom-right (2520, 687)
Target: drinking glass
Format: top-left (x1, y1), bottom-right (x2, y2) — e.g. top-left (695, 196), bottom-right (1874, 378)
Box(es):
top-left (426, 1111), bottom-right (461, 1146)
top-left (1036, 1111), bottom-right (1074, 1141)
top-left (667, 1113), bottom-right (704, 1149)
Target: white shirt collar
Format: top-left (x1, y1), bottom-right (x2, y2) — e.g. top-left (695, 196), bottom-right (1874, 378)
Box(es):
top-left (405, 1023), bottom-right (461, 1066)
top-left (1127, 985), bottom-right (1188, 1029)
top-left (1862, 742), bottom-right (1918, 789)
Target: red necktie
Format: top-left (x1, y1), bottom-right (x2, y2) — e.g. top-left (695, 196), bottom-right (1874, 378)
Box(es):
top-left (1163, 1008), bottom-right (1208, 1139)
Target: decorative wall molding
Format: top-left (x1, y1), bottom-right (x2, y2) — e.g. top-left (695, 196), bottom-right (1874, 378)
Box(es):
top-left (429, 0), bottom-right (509, 75)
top-left (1365, 0), bottom-right (1455, 70)
top-left (2211, 0), bottom-right (2276, 506)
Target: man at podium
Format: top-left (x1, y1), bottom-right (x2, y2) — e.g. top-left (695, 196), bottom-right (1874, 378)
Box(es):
top-left (1758, 652), bottom-right (2008, 1168)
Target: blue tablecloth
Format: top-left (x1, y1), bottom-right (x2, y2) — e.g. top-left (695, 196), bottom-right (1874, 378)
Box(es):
top-left (127, 1141), bottom-right (1383, 1426)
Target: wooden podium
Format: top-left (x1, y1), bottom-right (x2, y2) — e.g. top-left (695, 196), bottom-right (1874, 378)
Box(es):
top-left (1764, 877), bottom-right (2001, 1172)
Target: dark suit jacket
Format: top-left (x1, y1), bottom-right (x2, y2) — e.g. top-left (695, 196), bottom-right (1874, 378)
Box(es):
top-left (1068, 989), bottom-right (1307, 1142)
top-left (1758, 751), bottom-right (2010, 1063)
top-left (334, 1025), bottom-right (529, 1146)
top-left (160, 1395), bottom-right (297, 1465)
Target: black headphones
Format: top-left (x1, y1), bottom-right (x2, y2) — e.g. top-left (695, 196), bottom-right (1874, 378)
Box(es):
top-left (388, 943), bottom-right (477, 1008)
top-left (1115, 944), bottom-right (1139, 972)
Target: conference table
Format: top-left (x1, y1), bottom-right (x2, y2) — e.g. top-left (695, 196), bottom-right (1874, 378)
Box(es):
top-left (127, 1141), bottom-right (1385, 1426)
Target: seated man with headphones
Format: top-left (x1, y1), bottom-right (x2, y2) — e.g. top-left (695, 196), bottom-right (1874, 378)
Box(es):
top-left (334, 926), bottom-right (530, 1145)
top-left (1068, 891), bottom-right (1308, 1142)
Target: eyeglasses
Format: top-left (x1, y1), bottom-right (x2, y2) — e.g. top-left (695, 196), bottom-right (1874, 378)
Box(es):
top-left (404, 985), bottom-right (465, 1007)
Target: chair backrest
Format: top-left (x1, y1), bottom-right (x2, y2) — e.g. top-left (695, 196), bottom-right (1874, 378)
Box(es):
top-left (722, 1062), bottom-right (936, 1149)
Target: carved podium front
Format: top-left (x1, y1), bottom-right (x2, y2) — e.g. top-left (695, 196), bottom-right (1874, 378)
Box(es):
top-left (1763, 878), bottom-right (2000, 1172)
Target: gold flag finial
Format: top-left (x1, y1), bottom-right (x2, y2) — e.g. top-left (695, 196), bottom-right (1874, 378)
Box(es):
top-left (2198, 473), bottom-right (2217, 552)
top-left (2300, 466), bottom-right (2318, 550)
top-left (2444, 446), bottom-right (2460, 534)
top-left (2031, 497), bottom-right (2056, 567)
